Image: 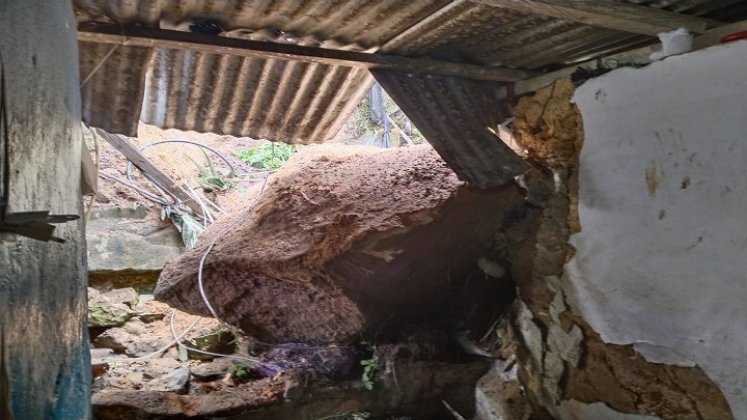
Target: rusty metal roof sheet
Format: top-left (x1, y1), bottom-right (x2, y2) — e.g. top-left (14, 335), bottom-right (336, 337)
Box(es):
top-left (73, 0), bottom-right (451, 50)
top-left (139, 49), bottom-right (373, 143)
top-left (74, 0), bottom-right (450, 140)
top-left (372, 69), bottom-right (528, 188)
top-left (79, 42), bottom-right (152, 136)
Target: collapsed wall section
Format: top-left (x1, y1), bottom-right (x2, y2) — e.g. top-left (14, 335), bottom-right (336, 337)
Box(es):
top-left (505, 46), bottom-right (740, 418)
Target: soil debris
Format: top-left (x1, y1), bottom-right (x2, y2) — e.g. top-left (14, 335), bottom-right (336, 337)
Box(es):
top-left (155, 145), bottom-right (525, 344)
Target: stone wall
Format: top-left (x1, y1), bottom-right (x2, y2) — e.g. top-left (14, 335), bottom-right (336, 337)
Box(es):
top-left (506, 41), bottom-right (741, 419)
top-left (0, 1), bottom-right (90, 418)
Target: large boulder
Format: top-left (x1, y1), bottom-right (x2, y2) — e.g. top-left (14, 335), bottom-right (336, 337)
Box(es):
top-left (155, 145), bottom-right (524, 344)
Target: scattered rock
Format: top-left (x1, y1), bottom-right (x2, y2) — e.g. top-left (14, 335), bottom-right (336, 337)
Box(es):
top-left (92, 360), bottom-right (489, 420)
top-left (142, 358), bottom-right (182, 380)
top-left (92, 378), bottom-right (284, 419)
top-left (185, 330), bottom-right (235, 361)
top-left (147, 367), bottom-right (190, 394)
top-left (475, 358), bottom-right (531, 420)
top-left (135, 295), bottom-right (169, 323)
top-left (92, 310), bottom-right (226, 358)
top-left (93, 321), bottom-right (170, 357)
top-left (156, 146), bottom-right (525, 344)
top-left (91, 348), bottom-right (115, 379)
top-left (88, 287), bottom-right (135, 328)
top-left (191, 358), bottom-right (236, 381)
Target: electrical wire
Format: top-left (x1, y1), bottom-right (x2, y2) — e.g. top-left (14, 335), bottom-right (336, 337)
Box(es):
top-left (167, 309), bottom-right (283, 372)
top-left (97, 172), bottom-right (170, 205)
top-left (119, 314), bottom-right (202, 361)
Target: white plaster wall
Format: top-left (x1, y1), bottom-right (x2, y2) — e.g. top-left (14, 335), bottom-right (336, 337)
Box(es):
top-left (567, 40), bottom-right (747, 419)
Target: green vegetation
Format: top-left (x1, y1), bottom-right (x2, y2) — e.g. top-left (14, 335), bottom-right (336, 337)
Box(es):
top-left (229, 363), bottom-right (252, 380)
top-left (161, 207), bottom-right (203, 249)
top-left (188, 149), bottom-right (235, 192)
top-left (234, 142), bottom-right (297, 170)
top-left (360, 342), bottom-right (379, 391)
top-left (346, 91), bottom-right (426, 146)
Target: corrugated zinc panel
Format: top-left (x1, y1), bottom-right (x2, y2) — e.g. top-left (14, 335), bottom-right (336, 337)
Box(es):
top-left (140, 48), bottom-right (373, 143)
top-left (73, 0), bottom-right (451, 49)
top-left (383, 2), bottom-right (651, 70)
top-left (79, 42), bottom-right (152, 136)
top-left (372, 69), bottom-right (528, 188)
top-left (73, 0), bottom-right (450, 140)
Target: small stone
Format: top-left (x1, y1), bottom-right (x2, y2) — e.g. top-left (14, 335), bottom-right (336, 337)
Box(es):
top-left (147, 367), bottom-right (190, 394)
top-left (91, 348), bottom-right (115, 379)
top-left (477, 258), bottom-right (506, 279)
top-left (94, 328), bottom-right (133, 353)
top-left (88, 287), bottom-right (134, 328)
top-left (102, 287), bottom-right (139, 309)
top-left (93, 326), bottom-right (170, 357)
top-left (136, 298), bottom-right (171, 323)
top-left (191, 358), bottom-right (237, 381)
top-left (127, 371), bottom-right (144, 388)
top-left (221, 373), bottom-right (236, 388)
top-left (106, 375), bottom-right (135, 390)
top-left (186, 330), bottom-right (235, 361)
top-left (143, 358), bottom-right (182, 380)
top-left (121, 318), bottom-right (147, 335)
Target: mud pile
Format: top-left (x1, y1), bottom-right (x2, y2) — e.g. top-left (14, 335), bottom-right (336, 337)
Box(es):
top-left (156, 145), bottom-right (524, 344)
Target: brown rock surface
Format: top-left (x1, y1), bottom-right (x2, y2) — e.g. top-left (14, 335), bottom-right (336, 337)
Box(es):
top-left (155, 145), bottom-right (524, 344)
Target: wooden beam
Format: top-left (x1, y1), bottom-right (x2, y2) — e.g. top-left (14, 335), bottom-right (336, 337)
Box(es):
top-left (93, 128), bottom-right (202, 215)
top-left (506, 19), bottom-right (747, 96)
top-left (77, 23), bottom-right (533, 83)
top-left (471, 0), bottom-right (718, 36)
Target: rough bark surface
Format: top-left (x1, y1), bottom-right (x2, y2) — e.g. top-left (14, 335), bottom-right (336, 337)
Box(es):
top-left (156, 145), bottom-right (523, 344)
top-left (504, 79), bottom-right (732, 419)
top-left (0, 1), bottom-right (90, 418)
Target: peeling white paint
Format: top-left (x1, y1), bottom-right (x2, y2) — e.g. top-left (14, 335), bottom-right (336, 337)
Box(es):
top-left (567, 40), bottom-right (747, 418)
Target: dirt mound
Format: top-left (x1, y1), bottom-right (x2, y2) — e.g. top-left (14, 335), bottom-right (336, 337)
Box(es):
top-left (155, 145), bottom-right (524, 344)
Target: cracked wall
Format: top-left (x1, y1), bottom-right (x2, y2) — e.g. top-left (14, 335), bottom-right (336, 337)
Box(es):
top-left (504, 40), bottom-right (741, 419)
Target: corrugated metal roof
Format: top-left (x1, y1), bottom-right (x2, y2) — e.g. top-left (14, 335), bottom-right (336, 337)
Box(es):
top-left (73, 0), bottom-right (451, 50)
top-left (372, 69), bottom-right (528, 188)
top-left (79, 42), bottom-right (152, 136)
top-left (74, 0), bottom-right (747, 180)
top-left (381, 2), bottom-right (652, 69)
top-left (74, 0), bottom-right (450, 141)
top-left (139, 49), bottom-right (373, 143)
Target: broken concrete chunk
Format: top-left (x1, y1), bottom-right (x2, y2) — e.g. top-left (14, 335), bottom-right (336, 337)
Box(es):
top-left (147, 367), bottom-right (190, 394)
top-left (156, 145), bottom-right (525, 344)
